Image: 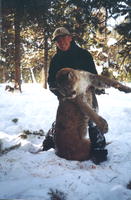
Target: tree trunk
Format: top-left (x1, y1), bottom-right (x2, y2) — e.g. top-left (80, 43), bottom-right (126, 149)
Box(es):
top-left (0, 0), bottom-right (2, 64)
top-left (14, 4), bottom-right (21, 92)
top-left (43, 30), bottom-right (48, 89)
top-left (30, 68), bottom-right (37, 83)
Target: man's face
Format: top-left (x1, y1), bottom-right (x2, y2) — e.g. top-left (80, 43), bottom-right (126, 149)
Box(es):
top-left (55, 35), bottom-right (72, 51)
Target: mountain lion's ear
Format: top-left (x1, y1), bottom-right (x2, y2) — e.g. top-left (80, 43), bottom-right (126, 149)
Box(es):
top-left (68, 71), bottom-right (74, 80)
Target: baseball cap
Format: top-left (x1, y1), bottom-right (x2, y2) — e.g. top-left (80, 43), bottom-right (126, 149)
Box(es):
top-left (52, 27), bottom-right (71, 41)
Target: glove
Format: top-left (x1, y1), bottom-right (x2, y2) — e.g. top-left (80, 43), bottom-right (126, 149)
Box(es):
top-left (49, 85), bottom-right (64, 100)
top-left (95, 89), bottom-right (105, 95)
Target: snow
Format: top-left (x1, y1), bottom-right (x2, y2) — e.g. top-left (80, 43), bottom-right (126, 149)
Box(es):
top-left (107, 38), bottom-right (117, 46)
top-left (0, 83), bottom-right (131, 200)
top-left (107, 14), bottom-right (128, 30)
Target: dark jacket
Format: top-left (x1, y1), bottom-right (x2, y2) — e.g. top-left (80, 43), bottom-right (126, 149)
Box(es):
top-left (48, 41), bottom-right (97, 90)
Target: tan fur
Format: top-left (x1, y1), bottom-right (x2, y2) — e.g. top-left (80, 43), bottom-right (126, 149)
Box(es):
top-left (55, 68), bottom-right (131, 161)
top-left (55, 99), bottom-right (91, 161)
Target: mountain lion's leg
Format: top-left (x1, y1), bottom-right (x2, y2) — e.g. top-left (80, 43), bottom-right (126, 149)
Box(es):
top-left (75, 95), bottom-right (108, 134)
top-left (90, 74), bottom-right (131, 93)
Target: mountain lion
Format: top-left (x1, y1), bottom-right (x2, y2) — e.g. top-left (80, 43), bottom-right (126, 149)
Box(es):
top-left (54, 68), bottom-right (131, 161)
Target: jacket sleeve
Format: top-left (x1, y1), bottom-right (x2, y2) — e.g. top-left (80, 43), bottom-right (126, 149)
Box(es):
top-left (48, 57), bottom-right (61, 96)
top-left (82, 50), bottom-right (106, 95)
top-left (48, 58), bottom-right (57, 88)
top-left (84, 50), bottom-right (98, 74)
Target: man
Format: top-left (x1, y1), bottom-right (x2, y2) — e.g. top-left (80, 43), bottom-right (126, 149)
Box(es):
top-left (43, 27), bottom-right (107, 164)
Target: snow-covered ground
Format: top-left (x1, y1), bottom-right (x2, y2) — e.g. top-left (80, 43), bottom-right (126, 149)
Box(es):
top-left (0, 83), bottom-right (131, 200)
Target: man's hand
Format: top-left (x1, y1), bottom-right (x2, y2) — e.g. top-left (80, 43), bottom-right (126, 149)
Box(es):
top-left (50, 86), bottom-right (65, 100)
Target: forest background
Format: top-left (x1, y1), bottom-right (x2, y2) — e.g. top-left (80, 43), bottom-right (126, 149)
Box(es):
top-left (0, 0), bottom-right (130, 91)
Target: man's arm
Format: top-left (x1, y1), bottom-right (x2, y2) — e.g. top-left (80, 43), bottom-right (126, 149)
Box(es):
top-left (82, 50), bottom-right (105, 95)
top-left (83, 50), bottom-right (98, 74)
top-left (48, 59), bottom-right (63, 97)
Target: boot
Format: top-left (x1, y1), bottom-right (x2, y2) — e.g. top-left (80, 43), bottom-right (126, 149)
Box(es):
top-left (42, 122), bottom-right (56, 151)
top-left (89, 122), bottom-right (108, 164)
